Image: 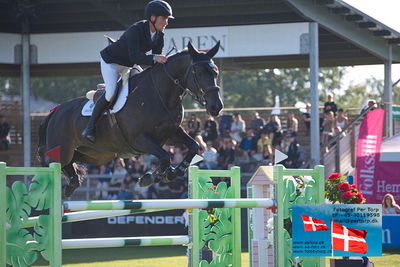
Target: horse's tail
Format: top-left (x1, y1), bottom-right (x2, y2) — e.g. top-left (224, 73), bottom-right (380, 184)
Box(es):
top-left (37, 108), bottom-right (58, 166)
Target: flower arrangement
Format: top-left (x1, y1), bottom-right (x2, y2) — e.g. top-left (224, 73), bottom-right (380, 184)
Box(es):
top-left (325, 173), bottom-right (365, 204)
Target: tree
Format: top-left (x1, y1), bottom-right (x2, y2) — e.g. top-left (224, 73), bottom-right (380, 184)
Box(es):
top-left (337, 77), bottom-right (383, 110)
top-left (221, 67), bottom-right (346, 108)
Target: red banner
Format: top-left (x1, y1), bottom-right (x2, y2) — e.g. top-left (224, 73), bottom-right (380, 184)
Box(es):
top-left (355, 109), bottom-right (384, 203)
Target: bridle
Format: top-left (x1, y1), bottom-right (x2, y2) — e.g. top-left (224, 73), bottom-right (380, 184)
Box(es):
top-left (162, 59), bottom-right (220, 106)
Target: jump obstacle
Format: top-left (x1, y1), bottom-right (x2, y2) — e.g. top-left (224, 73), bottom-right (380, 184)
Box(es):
top-left (1, 162), bottom-right (325, 267)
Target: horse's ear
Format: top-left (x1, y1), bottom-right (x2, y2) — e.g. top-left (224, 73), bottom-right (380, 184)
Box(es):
top-left (187, 41), bottom-right (198, 56)
top-left (206, 41), bottom-right (220, 59)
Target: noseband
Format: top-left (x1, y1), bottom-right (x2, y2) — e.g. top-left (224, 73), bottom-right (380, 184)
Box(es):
top-left (162, 60), bottom-right (219, 106)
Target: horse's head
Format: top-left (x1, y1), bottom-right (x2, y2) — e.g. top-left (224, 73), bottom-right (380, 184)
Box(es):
top-left (186, 41), bottom-right (223, 116)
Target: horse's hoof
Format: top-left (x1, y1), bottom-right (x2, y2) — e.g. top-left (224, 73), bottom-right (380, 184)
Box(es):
top-left (63, 181), bottom-right (80, 198)
top-left (139, 173), bottom-right (155, 187)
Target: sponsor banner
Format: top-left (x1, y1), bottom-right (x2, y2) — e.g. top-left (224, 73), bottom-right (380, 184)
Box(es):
top-left (382, 215), bottom-right (400, 248)
top-left (393, 106), bottom-right (400, 119)
top-left (292, 204), bottom-right (382, 257)
top-left (355, 109), bottom-right (385, 203)
top-left (63, 210), bottom-right (187, 239)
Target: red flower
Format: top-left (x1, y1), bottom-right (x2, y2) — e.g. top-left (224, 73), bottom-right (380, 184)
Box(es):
top-left (328, 173), bottom-right (341, 180)
top-left (341, 191), bottom-right (355, 200)
top-left (356, 192), bottom-right (364, 204)
top-left (338, 183), bottom-right (351, 192)
top-left (351, 184), bottom-right (357, 189)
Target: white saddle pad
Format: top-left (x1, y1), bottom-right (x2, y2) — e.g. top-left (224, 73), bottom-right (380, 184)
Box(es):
top-left (81, 82), bottom-right (129, 116)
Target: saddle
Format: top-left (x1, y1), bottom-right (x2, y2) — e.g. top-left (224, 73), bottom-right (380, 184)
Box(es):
top-left (92, 65), bottom-right (143, 106)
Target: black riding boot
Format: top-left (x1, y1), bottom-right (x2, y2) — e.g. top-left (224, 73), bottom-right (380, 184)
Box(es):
top-left (81, 94), bottom-right (109, 143)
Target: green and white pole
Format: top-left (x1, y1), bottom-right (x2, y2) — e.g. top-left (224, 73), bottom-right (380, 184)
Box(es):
top-left (24, 208), bottom-right (170, 228)
top-left (62, 235), bottom-right (190, 249)
top-left (63, 198), bottom-right (275, 211)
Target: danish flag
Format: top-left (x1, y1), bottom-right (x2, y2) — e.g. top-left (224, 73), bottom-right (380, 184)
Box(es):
top-left (300, 214), bottom-right (328, 231)
top-left (332, 222), bottom-right (368, 254)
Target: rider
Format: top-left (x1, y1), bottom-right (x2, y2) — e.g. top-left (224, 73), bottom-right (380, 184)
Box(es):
top-left (82, 0), bottom-right (174, 143)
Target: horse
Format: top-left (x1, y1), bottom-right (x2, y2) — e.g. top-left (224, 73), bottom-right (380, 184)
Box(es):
top-left (37, 41), bottom-right (223, 198)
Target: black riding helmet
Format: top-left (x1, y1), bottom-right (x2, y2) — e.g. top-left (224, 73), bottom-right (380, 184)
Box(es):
top-left (145, 0), bottom-right (174, 19)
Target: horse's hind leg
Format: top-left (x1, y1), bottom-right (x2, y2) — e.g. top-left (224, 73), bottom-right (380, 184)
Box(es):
top-left (62, 162), bottom-right (84, 198)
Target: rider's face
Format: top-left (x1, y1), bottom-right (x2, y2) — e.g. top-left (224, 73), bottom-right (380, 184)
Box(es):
top-left (152, 16), bottom-right (169, 32)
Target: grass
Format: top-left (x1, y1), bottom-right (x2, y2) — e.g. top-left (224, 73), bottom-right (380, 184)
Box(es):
top-left (31, 247), bottom-right (400, 267)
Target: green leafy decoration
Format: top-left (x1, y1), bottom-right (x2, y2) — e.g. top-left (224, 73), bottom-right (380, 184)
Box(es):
top-left (6, 182), bottom-right (31, 226)
top-left (6, 228), bottom-right (37, 267)
top-left (199, 210), bottom-right (211, 248)
top-left (199, 253), bottom-right (233, 267)
top-left (207, 217), bottom-right (232, 254)
top-left (33, 215), bottom-right (52, 261)
top-left (28, 174), bottom-right (51, 211)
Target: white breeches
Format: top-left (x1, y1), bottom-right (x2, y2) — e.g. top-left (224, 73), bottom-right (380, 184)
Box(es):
top-left (100, 58), bottom-right (129, 101)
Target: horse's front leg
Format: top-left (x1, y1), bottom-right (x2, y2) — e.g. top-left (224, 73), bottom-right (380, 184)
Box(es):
top-left (166, 126), bottom-right (200, 181)
top-left (133, 133), bottom-right (171, 187)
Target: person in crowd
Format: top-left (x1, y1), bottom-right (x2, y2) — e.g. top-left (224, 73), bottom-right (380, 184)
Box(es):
top-left (187, 113), bottom-right (201, 139)
top-left (249, 112), bottom-right (265, 136)
top-left (218, 114), bottom-right (233, 137)
top-left (94, 164), bottom-right (112, 200)
top-left (170, 146), bottom-right (185, 166)
top-left (335, 108), bottom-right (348, 131)
top-left (323, 93), bottom-right (338, 115)
top-left (286, 112), bottom-right (298, 136)
top-left (262, 114), bottom-right (282, 148)
top-left (201, 141), bottom-right (218, 170)
top-left (361, 99), bottom-right (378, 114)
top-left (118, 174), bottom-right (135, 200)
top-left (108, 158), bottom-right (128, 199)
top-left (167, 177), bottom-right (185, 199)
top-left (82, 0), bottom-right (174, 143)
top-left (218, 138), bottom-right (236, 169)
top-left (322, 111), bottom-right (335, 152)
top-left (239, 129), bottom-right (257, 157)
top-left (133, 162), bottom-right (157, 199)
top-left (234, 147), bottom-right (250, 171)
top-left (282, 133), bottom-right (304, 168)
top-left (301, 103), bottom-right (311, 133)
top-left (254, 131), bottom-right (273, 165)
top-left (382, 193), bottom-right (400, 214)
top-left (0, 115), bottom-right (10, 150)
top-left (202, 114), bottom-right (218, 144)
top-left (230, 113), bottom-right (246, 143)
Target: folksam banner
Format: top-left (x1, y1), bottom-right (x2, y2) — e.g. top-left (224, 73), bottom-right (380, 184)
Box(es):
top-left (355, 109), bottom-right (385, 203)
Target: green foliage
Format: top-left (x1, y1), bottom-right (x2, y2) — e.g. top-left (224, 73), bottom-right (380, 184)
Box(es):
top-left (6, 174), bottom-right (53, 266)
top-left (222, 67), bottom-right (346, 108)
top-left (325, 173), bottom-right (365, 204)
top-left (337, 77), bottom-right (383, 110)
top-left (28, 174), bottom-right (52, 210)
top-left (6, 182), bottom-right (31, 223)
top-left (33, 215), bottom-right (52, 261)
top-left (198, 178), bottom-right (235, 266)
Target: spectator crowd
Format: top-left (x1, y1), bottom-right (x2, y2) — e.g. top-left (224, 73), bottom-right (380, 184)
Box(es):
top-left (84, 110), bottom-right (308, 200)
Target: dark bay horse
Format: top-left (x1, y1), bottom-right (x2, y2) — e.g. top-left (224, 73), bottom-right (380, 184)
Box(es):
top-left (38, 41), bottom-right (223, 197)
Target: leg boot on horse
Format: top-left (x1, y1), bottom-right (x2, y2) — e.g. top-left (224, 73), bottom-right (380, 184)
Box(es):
top-left (82, 93), bottom-right (109, 143)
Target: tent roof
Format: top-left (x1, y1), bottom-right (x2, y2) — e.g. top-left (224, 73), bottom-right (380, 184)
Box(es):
top-left (380, 133), bottom-right (400, 162)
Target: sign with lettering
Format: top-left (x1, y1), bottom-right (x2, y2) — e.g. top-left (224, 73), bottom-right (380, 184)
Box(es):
top-left (0, 22), bottom-right (309, 64)
top-left (382, 215), bottom-right (400, 248)
top-left (63, 210), bottom-right (187, 238)
top-left (355, 109), bottom-right (385, 203)
top-left (292, 204), bottom-right (382, 257)
top-left (393, 106), bottom-right (400, 119)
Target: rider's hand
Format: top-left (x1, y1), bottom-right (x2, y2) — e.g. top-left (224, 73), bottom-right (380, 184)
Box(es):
top-left (154, 55), bottom-right (167, 64)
